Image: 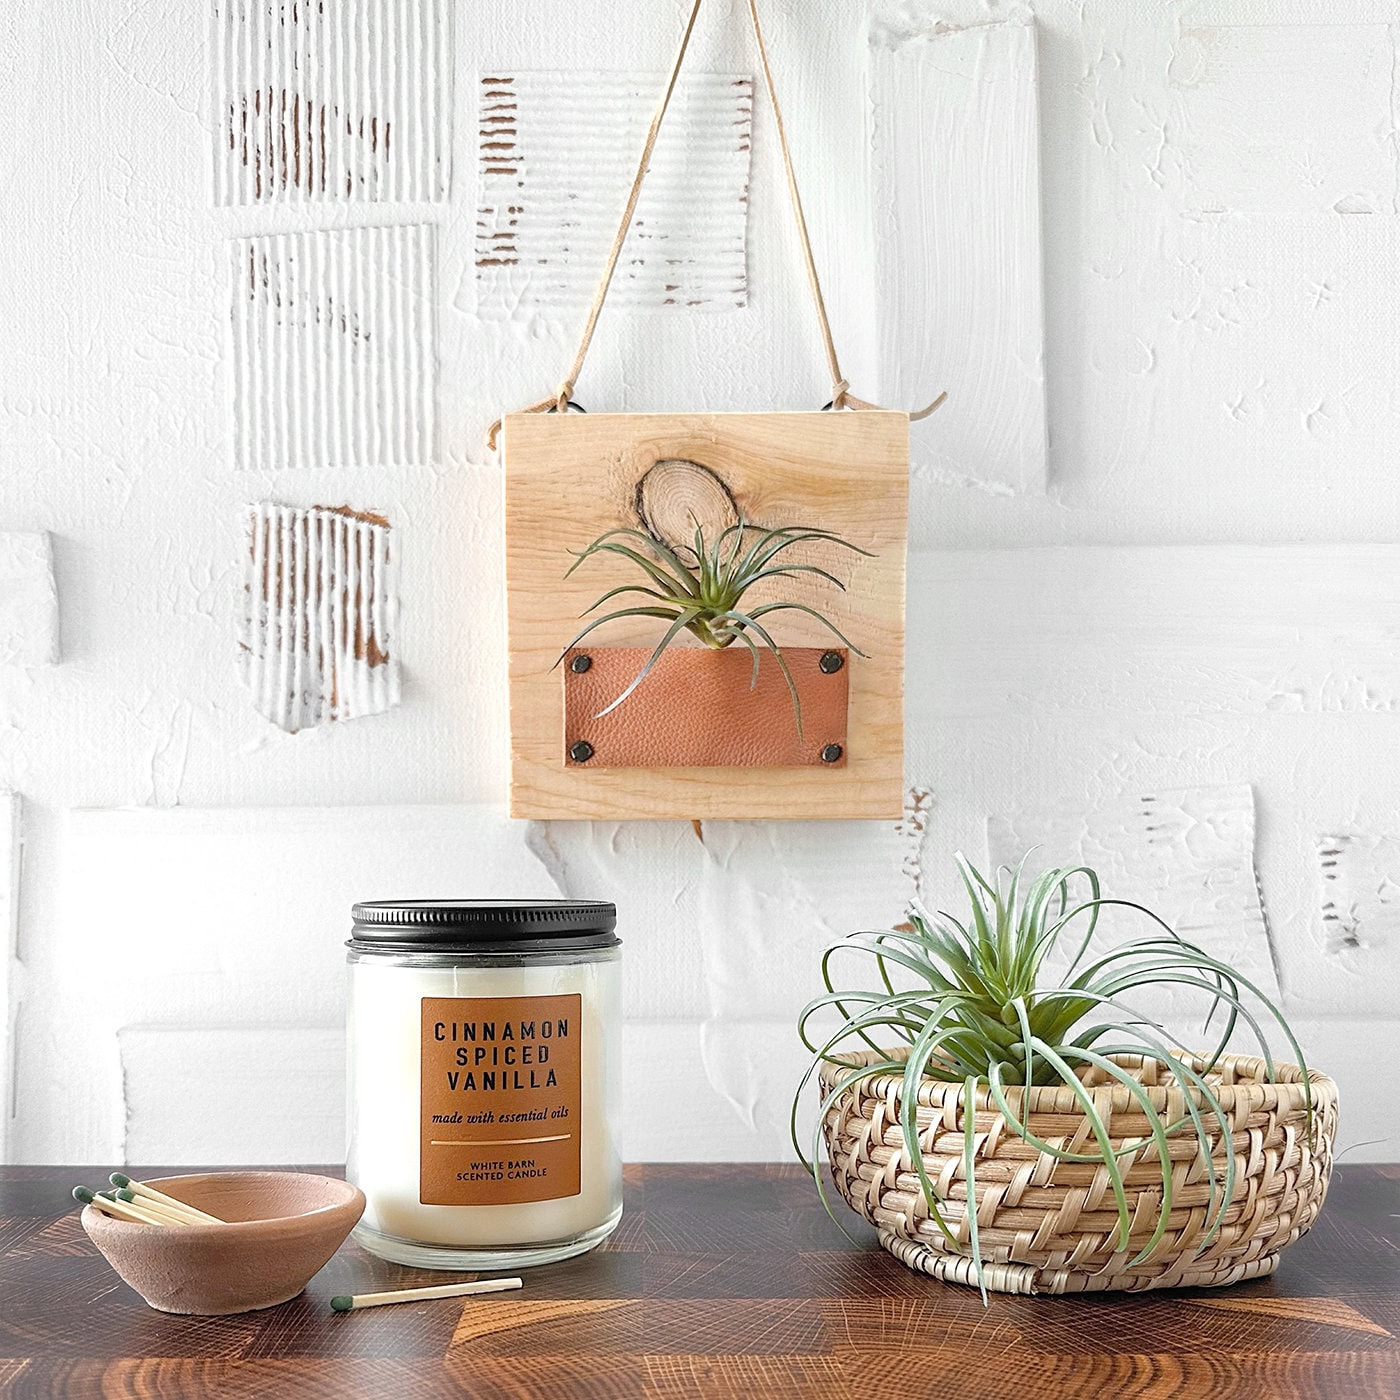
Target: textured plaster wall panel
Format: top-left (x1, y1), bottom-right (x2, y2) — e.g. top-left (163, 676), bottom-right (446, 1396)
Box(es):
top-left (624, 1019), bottom-right (808, 1162)
top-left (701, 1016), bottom-right (825, 1161)
top-left (120, 1026), bottom-right (344, 1163)
top-left (0, 794), bottom-right (17, 1161)
top-left (213, 0), bottom-right (453, 204)
top-left (905, 706), bottom-right (1400, 1156)
top-left (444, 4), bottom-right (877, 454)
top-left (474, 71), bottom-right (753, 316)
top-left (901, 707), bottom-right (1400, 993)
top-left (0, 467), bottom-right (503, 814)
top-left (0, 793), bottom-right (16, 958)
top-left (906, 541), bottom-right (1400, 1011)
top-left (230, 224), bottom-right (436, 469)
top-left (623, 1022), bottom-right (768, 1161)
top-left (1164, 25), bottom-right (1400, 214)
top-left (1184, 0), bottom-right (1400, 17)
top-left (525, 821), bottom-right (708, 1021)
top-left (869, 14), bottom-right (1046, 493)
top-left (927, 2), bottom-right (1400, 548)
top-left (524, 817), bottom-right (918, 1023)
top-left (1316, 834), bottom-right (1400, 1002)
top-left (242, 502), bottom-right (399, 732)
top-left (911, 545), bottom-right (1400, 720)
top-left (107, 0), bottom-right (204, 116)
top-left (693, 821), bottom-right (914, 1022)
top-left (1167, 215), bottom-right (1400, 461)
top-left (1281, 1017), bottom-right (1400, 1162)
top-left (0, 533), bottom-right (58, 666)
top-left (986, 784), bottom-right (1278, 1020)
top-left (12, 804), bottom-right (556, 1161)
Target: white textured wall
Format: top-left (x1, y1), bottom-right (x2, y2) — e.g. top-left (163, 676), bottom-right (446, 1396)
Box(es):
top-left (1, 0), bottom-right (1397, 1165)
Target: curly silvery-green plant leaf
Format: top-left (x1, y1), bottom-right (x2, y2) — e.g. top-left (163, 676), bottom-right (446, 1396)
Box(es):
top-left (554, 517), bottom-right (872, 734)
top-left (792, 853), bottom-right (1312, 1304)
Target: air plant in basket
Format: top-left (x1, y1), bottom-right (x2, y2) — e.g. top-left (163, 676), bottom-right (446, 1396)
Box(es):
top-left (555, 518), bottom-right (871, 733)
top-left (794, 854), bottom-right (1330, 1300)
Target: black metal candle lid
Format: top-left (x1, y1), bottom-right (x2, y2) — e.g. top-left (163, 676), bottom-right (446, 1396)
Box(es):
top-left (349, 900), bottom-right (618, 954)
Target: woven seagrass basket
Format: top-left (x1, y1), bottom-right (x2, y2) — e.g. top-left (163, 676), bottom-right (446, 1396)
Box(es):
top-left (820, 1048), bottom-right (1337, 1295)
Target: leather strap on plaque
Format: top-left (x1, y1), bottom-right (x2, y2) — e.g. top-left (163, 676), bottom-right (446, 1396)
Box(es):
top-left (562, 646), bottom-right (849, 769)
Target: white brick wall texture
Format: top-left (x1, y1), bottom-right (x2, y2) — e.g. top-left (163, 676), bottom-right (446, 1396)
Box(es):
top-left (0, 1), bottom-right (1396, 1167)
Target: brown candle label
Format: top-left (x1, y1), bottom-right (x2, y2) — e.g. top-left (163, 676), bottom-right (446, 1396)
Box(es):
top-left (419, 995), bottom-right (582, 1206)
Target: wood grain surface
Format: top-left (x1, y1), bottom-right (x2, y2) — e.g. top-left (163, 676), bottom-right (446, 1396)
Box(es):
top-left (503, 411), bottom-right (908, 820)
top-left (0, 1163), bottom-right (1395, 1399)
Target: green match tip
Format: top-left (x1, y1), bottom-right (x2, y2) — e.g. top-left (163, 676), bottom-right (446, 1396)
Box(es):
top-left (110, 1172), bottom-right (130, 1188)
top-left (72, 1186), bottom-right (94, 1204)
top-left (116, 1189), bottom-right (137, 1203)
top-left (330, 1296), bottom-right (353, 1313)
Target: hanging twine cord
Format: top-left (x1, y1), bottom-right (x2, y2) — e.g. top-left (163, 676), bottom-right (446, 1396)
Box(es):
top-left (746, 0), bottom-right (942, 419)
top-left (487, 0), bottom-right (946, 450)
top-left (485, 0), bottom-right (705, 449)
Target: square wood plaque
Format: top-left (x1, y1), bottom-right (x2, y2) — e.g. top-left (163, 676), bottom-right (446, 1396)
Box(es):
top-left (503, 411), bottom-right (907, 820)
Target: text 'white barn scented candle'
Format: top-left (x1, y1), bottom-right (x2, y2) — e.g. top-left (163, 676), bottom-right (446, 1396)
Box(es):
top-left (346, 901), bottom-right (622, 1269)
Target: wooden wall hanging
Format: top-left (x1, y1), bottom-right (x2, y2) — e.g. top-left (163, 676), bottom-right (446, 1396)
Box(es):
top-left (495, 0), bottom-right (940, 821)
top-left (504, 410), bottom-right (907, 820)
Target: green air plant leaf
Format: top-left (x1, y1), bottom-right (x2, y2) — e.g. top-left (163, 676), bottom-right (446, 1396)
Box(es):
top-left (792, 854), bottom-right (1312, 1303)
top-left (554, 515), bottom-right (872, 734)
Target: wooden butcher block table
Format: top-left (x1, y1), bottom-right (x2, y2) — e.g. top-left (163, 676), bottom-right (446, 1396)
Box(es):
top-left (0, 1163), bottom-right (1396, 1399)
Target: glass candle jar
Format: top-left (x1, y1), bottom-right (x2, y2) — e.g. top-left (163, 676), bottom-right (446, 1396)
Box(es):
top-left (346, 900), bottom-right (622, 1270)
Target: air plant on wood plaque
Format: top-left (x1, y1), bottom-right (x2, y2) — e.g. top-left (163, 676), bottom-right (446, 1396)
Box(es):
top-left (555, 519), bottom-right (871, 734)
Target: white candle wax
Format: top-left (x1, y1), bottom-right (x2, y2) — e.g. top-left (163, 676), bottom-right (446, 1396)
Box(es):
top-left (347, 940), bottom-right (621, 1269)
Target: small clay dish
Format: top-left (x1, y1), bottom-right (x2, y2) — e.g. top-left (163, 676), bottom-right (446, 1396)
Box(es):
top-left (82, 1171), bottom-right (365, 1315)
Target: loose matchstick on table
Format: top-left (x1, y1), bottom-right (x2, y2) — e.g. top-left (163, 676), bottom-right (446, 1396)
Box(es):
top-left (331, 1277), bottom-right (524, 1312)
